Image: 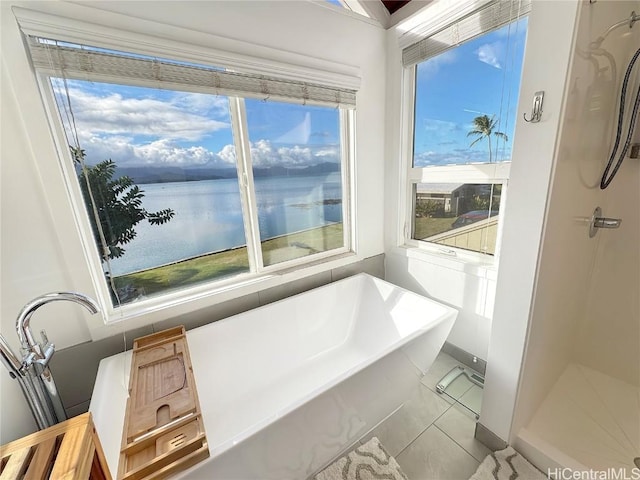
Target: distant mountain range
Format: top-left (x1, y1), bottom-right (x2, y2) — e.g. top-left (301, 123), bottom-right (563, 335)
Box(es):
top-left (115, 162), bottom-right (340, 184)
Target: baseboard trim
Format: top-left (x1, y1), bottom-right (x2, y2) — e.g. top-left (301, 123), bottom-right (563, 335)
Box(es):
top-left (441, 342), bottom-right (487, 375)
top-left (475, 422), bottom-right (508, 451)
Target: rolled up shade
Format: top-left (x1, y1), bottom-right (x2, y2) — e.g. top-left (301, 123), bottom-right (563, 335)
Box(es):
top-left (27, 36), bottom-right (357, 109)
top-left (402, 0), bottom-right (531, 67)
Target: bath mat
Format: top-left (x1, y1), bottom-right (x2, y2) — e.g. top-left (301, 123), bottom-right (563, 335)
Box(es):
top-left (470, 446), bottom-right (547, 480)
top-left (314, 437), bottom-right (408, 480)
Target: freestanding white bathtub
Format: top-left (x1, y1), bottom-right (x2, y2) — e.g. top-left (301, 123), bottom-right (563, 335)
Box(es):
top-left (90, 273), bottom-right (457, 479)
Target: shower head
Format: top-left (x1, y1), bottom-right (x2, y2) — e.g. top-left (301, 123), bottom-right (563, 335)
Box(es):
top-left (590, 10), bottom-right (639, 49)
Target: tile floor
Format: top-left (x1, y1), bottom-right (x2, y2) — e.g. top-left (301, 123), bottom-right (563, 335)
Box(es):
top-left (357, 352), bottom-right (490, 480)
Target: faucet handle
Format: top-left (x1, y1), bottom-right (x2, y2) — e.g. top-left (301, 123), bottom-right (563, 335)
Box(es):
top-left (36, 342), bottom-right (55, 368)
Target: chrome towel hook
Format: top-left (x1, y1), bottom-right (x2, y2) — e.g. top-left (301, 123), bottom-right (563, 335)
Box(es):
top-left (524, 90), bottom-right (545, 123)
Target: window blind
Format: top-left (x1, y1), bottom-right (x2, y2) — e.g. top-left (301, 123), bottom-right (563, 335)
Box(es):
top-left (402, 0), bottom-right (531, 67)
top-left (27, 37), bottom-right (357, 109)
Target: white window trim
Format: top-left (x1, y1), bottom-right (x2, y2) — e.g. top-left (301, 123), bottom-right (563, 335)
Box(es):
top-left (19, 8), bottom-right (360, 337)
top-left (14, 6), bottom-right (361, 91)
top-left (398, 64), bottom-right (510, 264)
top-left (408, 163), bottom-right (510, 184)
top-left (230, 97), bottom-right (264, 274)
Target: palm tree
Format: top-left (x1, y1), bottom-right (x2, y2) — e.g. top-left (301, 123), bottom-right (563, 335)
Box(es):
top-left (467, 115), bottom-right (508, 163)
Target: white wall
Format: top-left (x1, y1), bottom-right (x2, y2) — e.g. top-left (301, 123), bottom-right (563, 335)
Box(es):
top-left (383, 0), bottom-right (585, 443)
top-left (482, 0), bottom-right (584, 443)
top-left (0, 0), bottom-right (386, 443)
top-left (574, 19), bottom-right (640, 387)
top-left (510, 0), bottom-right (640, 439)
top-left (383, 12), bottom-right (496, 362)
top-left (386, 251), bottom-right (496, 360)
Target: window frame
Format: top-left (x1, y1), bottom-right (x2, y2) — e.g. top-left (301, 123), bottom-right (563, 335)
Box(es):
top-left (399, 63), bottom-right (511, 263)
top-left (33, 49), bottom-right (355, 324)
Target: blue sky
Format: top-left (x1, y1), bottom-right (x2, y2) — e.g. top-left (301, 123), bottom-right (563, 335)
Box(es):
top-left (53, 17), bottom-right (526, 171)
top-left (53, 78), bottom-right (341, 170)
top-left (413, 17), bottom-right (528, 167)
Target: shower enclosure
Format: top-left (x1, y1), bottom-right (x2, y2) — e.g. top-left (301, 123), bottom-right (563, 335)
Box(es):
top-left (511, 0), bottom-right (639, 474)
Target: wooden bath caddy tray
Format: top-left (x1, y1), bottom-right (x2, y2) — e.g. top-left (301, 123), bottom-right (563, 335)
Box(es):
top-left (118, 326), bottom-right (208, 480)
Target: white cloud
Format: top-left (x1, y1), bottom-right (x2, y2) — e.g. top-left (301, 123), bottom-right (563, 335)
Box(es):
top-left (79, 133), bottom-right (340, 169)
top-left (63, 87), bottom-right (229, 141)
top-left (315, 147), bottom-right (340, 160)
top-left (172, 93), bottom-right (230, 120)
top-left (414, 148), bottom-right (489, 167)
top-left (79, 132), bottom-right (235, 168)
top-left (421, 118), bottom-right (459, 133)
top-left (135, 140), bottom-right (226, 166)
top-left (61, 83), bottom-right (338, 169)
top-left (218, 144), bottom-right (237, 164)
top-left (475, 42), bottom-right (503, 69)
top-left (417, 49), bottom-right (458, 78)
top-left (250, 140), bottom-right (317, 168)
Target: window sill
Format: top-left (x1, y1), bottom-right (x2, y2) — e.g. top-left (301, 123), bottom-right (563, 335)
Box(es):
top-left (87, 251), bottom-right (362, 341)
top-left (391, 244), bottom-right (498, 280)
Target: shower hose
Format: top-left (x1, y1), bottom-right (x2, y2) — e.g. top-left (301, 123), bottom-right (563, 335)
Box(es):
top-left (600, 47), bottom-right (640, 189)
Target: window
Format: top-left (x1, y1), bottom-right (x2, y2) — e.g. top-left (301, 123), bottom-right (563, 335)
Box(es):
top-left (403, 0), bottom-right (529, 257)
top-left (413, 183), bottom-right (502, 255)
top-left (244, 100), bottom-right (345, 267)
top-left (28, 38), bottom-right (354, 308)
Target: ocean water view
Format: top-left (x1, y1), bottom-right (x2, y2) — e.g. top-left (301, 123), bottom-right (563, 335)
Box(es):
top-left (107, 173), bottom-right (343, 276)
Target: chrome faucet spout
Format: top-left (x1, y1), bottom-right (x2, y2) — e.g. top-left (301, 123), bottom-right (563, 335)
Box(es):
top-left (5, 291), bottom-right (100, 429)
top-left (16, 292), bottom-right (99, 355)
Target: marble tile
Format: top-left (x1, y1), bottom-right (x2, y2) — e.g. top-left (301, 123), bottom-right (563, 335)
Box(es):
top-left (459, 385), bottom-right (483, 415)
top-left (362, 385), bottom-right (450, 456)
top-left (396, 425), bottom-right (480, 480)
top-left (441, 374), bottom-right (475, 402)
top-left (421, 352), bottom-right (461, 393)
top-left (435, 404), bottom-right (491, 462)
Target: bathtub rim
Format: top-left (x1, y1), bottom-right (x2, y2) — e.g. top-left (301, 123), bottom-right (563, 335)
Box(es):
top-left (89, 273), bottom-right (458, 473)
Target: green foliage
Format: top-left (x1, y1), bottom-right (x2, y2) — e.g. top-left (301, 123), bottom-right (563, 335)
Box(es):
top-left (469, 194), bottom-right (490, 210)
top-left (467, 115), bottom-right (508, 163)
top-left (71, 147), bottom-right (175, 260)
top-left (415, 199), bottom-right (443, 218)
top-left (114, 224), bottom-right (343, 301)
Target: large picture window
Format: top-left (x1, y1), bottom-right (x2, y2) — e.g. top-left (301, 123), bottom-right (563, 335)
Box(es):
top-left (404, 0), bottom-right (529, 257)
top-left (29, 38), bottom-right (354, 307)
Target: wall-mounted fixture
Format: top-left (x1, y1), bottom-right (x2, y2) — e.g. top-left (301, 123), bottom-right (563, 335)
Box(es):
top-left (523, 90), bottom-right (544, 123)
top-left (594, 10), bottom-right (640, 189)
top-left (589, 206), bottom-right (622, 238)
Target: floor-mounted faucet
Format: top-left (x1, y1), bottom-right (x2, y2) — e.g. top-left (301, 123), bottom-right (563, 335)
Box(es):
top-left (0, 292), bottom-right (99, 429)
